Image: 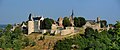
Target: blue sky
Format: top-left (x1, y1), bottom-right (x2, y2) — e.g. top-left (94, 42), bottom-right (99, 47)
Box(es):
top-left (0, 0), bottom-right (120, 24)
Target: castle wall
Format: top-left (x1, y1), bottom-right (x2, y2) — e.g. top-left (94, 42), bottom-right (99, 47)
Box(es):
top-left (61, 27), bottom-right (74, 35)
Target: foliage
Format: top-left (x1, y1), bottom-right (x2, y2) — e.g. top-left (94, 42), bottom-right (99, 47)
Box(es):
top-left (74, 17), bottom-right (86, 27)
top-left (63, 17), bottom-right (71, 28)
top-left (30, 41), bottom-right (36, 47)
top-left (43, 32), bottom-right (49, 35)
top-left (49, 18), bottom-right (54, 24)
top-left (100, 20), bottom-right (107, 28)
top-left (0, 24), bottom-right (31, 50)
top-left (50, 33), bottom-right (55, 36)
top-left (39, 36), bottom-right (45, 40)
top-left (115, 21), bottom-right (120, 28)
top-left (54, 27), bottom-right (120, 50)
top-left (40, 18), bottom-right (52, 29)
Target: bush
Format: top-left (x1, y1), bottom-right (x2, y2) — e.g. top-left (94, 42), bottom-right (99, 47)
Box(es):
top-left (43, 32), bottom-right (49, 35)
top-left (38, 36), bottom-right (45, 40)
top-left (50, 33), bottom-right (55, 36)
top-left (30, 41), bottom-right (36, 47)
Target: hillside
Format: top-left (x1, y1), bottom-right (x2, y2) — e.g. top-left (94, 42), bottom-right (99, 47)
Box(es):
top-left (23, 28), bottom-right (84, 50)
top-left (54, 27), bottom-right (120, 50)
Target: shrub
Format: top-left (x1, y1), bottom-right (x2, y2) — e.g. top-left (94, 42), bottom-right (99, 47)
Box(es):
top-left (38, 36), bottom-right (45, 40)
top-left (30, 41), bottom-right (36, 47)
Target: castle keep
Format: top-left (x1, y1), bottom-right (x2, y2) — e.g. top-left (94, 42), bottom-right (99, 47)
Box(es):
top-left (28, 13), bottom-right (44, 34)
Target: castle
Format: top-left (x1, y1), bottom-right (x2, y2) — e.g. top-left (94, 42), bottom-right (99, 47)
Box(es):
top-left (83, 17), bottom-right (101, 30)
top-left (27, 11), bottom-right (75, 35)
top-left (15, 10), bottom-right (112, 35)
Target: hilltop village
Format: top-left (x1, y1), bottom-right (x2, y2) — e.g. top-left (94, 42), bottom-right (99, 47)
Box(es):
top-left (0, 11), bottom-right (119, 50)
top-left (12, 10), bottom-right (113, 36)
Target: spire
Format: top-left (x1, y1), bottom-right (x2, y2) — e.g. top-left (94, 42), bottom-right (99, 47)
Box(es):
top-left (71, 9), bottom-right (74, 18)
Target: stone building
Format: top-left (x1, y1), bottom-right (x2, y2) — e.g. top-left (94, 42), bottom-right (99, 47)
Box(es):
top-left (83, 17), bottom-right (101, 31)
top-left (83, 17), bottom-right (111, 31)
top-left (58, 17), bottom-right (63, 27)
top-left (27, 10), bottom-right (75, 35)
top-left (28, 13), bottom-right (44, 34)
top-left (49, 10), bottom-right (75, 35)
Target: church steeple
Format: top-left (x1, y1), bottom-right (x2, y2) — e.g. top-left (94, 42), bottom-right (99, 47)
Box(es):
top-left (71, 10), bottom-right (74, 18)
top-left (69, 10), bottom-right (74, 26)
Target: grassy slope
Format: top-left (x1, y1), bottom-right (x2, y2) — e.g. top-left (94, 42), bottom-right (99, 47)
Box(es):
top-left (22, 28), bottom-right (84, 50)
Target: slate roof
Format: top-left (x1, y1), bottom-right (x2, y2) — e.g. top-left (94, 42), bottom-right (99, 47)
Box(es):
top-left (33, 17), bottom-right (42, 20)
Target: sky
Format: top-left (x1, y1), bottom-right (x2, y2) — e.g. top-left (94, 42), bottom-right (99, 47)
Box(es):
top-left (0, 0), bottom-right (120, 24)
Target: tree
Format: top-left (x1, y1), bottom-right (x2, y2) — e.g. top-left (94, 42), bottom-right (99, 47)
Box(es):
top-left (41, 18), bottom-right (52, 29)
top-left (100, 20), bottom-right (107, 28)
top-left (0, 24), bottom-right (32, 49)
top-left (115, 21), bottom-right (120, 28)
top-left (74, 17), bottom-right (86, 27)
top-left (84, 27), bottom-right (95, 38)
top-left (74, 17), bottom-right (78, 27)
top-left (63, 17), bottom-right (71, 28)
top-left (49, 18), bottom-right (54, 24)
top-left (54, 25), bottom-right (120, 50)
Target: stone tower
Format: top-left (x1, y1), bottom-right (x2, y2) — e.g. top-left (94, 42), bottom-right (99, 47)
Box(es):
top-left (69, 10), bottom-right (74, 26)
top-left (97, 17), bottom-right (100, 23)
top-left (97, 17), bottom-right (101, 30)
top-left (28, 13), bottom-right (34, 35)
top-left (58, 17), bottom-right (63, 27)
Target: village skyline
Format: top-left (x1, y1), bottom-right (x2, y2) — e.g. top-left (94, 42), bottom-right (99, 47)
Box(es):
top-left (0, 0), bottom-right (120, 24)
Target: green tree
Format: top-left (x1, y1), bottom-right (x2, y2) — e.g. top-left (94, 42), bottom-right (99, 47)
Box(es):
top-left (74, 17), bottom-right (86, 27)
top-left (49, 18), bottom-right (54, 24)
top-left (41, 18), bottom-right (52, 29)
top-left (63, 17), bottom-right (71, 28)
top-left (54, 25), bottom-right (120, 50)
top-left (84, 27), bottom-right (95, 38)
top-left (100, 20), bottom-right (107, 28)
top-left (74, 17), bottom-right (78, 27)
top-left (115, 21), bottom-right (120, 28)
top-left (0, 24), bottom-right (31, 49)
